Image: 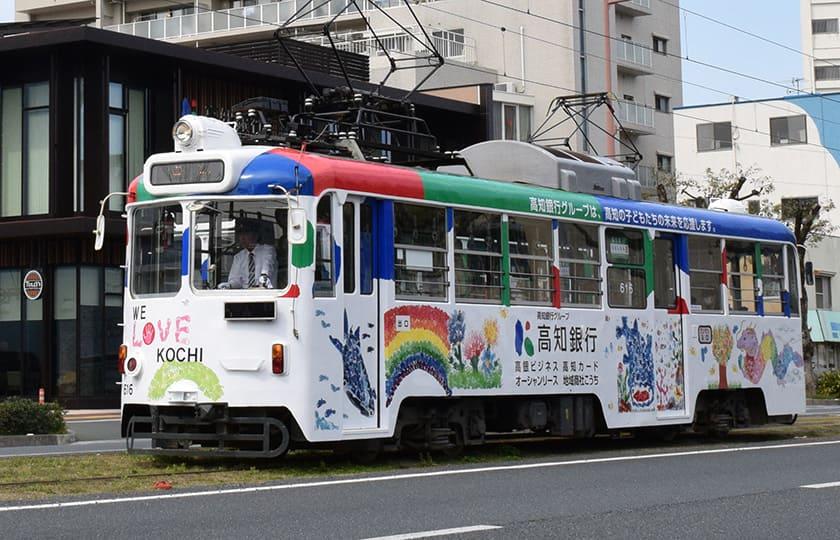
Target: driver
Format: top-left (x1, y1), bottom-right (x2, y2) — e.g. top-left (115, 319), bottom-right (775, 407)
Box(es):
top-left (219, 220), bottom-right (278, 289)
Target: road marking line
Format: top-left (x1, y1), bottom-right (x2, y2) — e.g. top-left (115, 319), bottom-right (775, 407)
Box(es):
top-left (2, 438), bottom-right (840, 513)
top-left (361, 525), bottom-right (502, 540)
top-left (802, 481), bottom-right (840, 489)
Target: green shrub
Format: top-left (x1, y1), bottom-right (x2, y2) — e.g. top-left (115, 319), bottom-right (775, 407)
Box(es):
top-left (816, 370), bottom-right (840, 399)
top-left (0, 397), bottom-right (66, 436)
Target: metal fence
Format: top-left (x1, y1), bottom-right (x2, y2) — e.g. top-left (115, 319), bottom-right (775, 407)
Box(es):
top-left (614, 39), bottom-right (652, 69)
top-left (615, 99), bottom-right (655, 129)
top-left (314, 27), bottom-right (476, 63)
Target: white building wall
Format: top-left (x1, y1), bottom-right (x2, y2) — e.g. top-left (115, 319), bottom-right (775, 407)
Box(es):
top-left (673, 96), bottom-right (840, 224)
top-left (802, 0), bottom-right (840, 93)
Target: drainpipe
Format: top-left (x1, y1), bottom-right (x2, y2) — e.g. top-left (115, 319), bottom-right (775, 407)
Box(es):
top-left (520, 25), bottom-right (526, 91)
top-left (604, 0), bottom-right (623, 157)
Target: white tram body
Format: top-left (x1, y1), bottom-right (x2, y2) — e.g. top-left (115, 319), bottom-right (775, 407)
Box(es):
top-left (118, 116), bottom-right (805, 456)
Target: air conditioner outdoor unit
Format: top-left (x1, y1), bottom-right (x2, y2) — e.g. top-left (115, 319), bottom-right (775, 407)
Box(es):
top-left (494, 82), bottom-right (516, 93)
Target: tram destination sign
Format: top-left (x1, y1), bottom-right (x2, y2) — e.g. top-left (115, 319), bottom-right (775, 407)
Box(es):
top-left (22, 269), bottom-right (43, 301)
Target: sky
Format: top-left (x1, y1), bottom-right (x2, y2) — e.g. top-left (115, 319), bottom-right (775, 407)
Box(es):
top-left (679, 0), bottom-right (804, 106)
top-left (1, 0), bottom-right (11, 23)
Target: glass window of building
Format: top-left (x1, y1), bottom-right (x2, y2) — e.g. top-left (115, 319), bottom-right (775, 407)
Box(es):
top-left (696, 122), bottom-right (732, 152)
top-left (1, 81), bottom-right (50, 217)
top-left (770, 115), bottom-right (807, 146)
top-left (493, 102), bottom-right (533, 141)
top-left (816, 274), bottom-right (832, 310)
top-left (109, 82), bottom-right (146, 211)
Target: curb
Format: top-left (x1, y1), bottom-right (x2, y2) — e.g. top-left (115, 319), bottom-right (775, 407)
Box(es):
top-left (65, 415), bottom-right (121, 422)
top-left (807, 399), bottom-right (840, 406)
top-left (0, 431), bottom-right (77, 448)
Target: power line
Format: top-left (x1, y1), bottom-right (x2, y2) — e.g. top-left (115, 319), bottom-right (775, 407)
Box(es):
top-left (138, 0), bottom-right (840, 158)
top-left (476, 0), bottom-right (840, 110)
top-left (417, 1), bottom-right (840, 132)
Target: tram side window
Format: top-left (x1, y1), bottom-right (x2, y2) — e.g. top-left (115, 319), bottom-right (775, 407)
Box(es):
top-left (557, 223), bottom-right (601, 307)
top-left (394, 203), bottom-right (448, 300)
top-left (343, 203), bottom-right (355, 294)
top-left (688, 237), bottom-right (722, 311)
top-left (191, 200), bottom-right (288, 291)
top-left (454, 210), bottom-right (502, 302)
top-left (508, 216), bottom-right (553, 305)
top-left (653, 236), bottom-right (677, 309)
top-left (761, 244), bottom-right (784, 315)
top-left (131, 204), bottom-right (184, 296)
top-left (727, 240), bottom-right (757, 313)
top-left (786, 245), bottom-right (800, 315)
top-left (315, 197), bottom-right (334, 297)
top-left (605, 228), bottom-right (646, 309)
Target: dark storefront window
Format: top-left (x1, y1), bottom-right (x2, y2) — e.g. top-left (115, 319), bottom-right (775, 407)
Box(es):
top-left (1, 81), bottom-right (50, 217)
top-left (109, 82), bottom-right (147, 211)
top-left (54, 266), bottom-right (124, 403)
top-left (0, 269), bottom-right (43, 399)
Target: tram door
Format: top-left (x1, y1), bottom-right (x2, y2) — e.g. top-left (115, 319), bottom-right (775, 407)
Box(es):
top-left (652, 233), bottom-right (688, 417)
top-left (340, 198), bottom-right (380, 431)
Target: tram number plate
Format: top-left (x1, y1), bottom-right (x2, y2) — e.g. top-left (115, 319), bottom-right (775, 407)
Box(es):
top-left (697, 325), bottom-right (712, 344)
top-left (396, 315), bottom-right (411, 332)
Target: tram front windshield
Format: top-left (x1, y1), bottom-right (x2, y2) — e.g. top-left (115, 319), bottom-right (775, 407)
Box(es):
top-left (192, 200), bottom-right (289, 291)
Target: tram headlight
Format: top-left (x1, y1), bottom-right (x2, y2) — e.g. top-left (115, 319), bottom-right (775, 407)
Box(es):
top-left (173, 120), bottom-right (194, 146)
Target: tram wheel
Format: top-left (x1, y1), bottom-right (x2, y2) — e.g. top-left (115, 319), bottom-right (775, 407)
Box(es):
top-left (438, 425), bottom-right (465, 459)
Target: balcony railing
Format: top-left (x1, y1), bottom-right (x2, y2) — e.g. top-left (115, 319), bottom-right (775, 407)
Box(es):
top-left (105, 0), bottom-right (439, 41)
top-left (615, 100), bottom-right (655, 129)
top-left (615, 39), bottom-right (652, 69)
top-left (307, 27), bottom-right (476, 64)
top-left (629, 0), bottom-right (651, 8)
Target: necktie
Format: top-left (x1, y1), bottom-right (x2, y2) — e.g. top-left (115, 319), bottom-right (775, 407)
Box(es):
top-left (248, 251), bottom-right (256, 288)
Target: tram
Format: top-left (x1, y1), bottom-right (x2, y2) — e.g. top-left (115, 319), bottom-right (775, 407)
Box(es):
top-left (110, 115), bottom-right (805, 457)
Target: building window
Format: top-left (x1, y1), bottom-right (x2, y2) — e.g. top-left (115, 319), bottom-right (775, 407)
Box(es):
top-left (493, 102), bottom-right (532, 142)
top-left (816, 275), bottom-right (832, 310)
top-left (696, 122), bottom-right (732, 152)
top-left (0, 268), bottom-right (43, 399)
top-left (652, 36), bottom-right (668, 54)
top-left (108, 82), bottom-right (146, 211)
top-left (813, 19), bottom-right (839, 34)
top-left (815, 65), bottom-right (840, 81)
top-left (656, 153), bottom-right (673, 172)
top-left (73, 77), bottom-right (84, 213)
top-left (770, 115), bottom-right (807, 146)
top-left (654, 94), bottom-right (670, 112)
top-left (1, 81), bottom-right (50, 217)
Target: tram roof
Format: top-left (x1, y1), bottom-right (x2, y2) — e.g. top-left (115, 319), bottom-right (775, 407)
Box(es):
top-left (133, 147), bottom-right (796, 244)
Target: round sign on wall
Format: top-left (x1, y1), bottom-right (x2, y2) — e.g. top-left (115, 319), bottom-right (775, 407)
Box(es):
top-left (22, 270), bottom-right (43, 301)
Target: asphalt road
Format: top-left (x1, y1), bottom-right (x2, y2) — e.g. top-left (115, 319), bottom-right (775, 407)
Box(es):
top-left (2, 437), bottom-right (840, 539)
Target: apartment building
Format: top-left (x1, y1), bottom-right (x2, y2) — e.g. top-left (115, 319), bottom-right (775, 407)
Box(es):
top-left (673, 94), bottom-right (840, 371)
top-left (15, 0), bottom-right (683, 196)
top-left (802, 0), bottom-right (840, 93)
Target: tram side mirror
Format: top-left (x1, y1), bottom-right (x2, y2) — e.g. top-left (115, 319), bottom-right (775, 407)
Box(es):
top-left (288, 208), bottom-right (308, 245)
top-left (805, 261), bottom-right (814, 286)
top-left (93, 215), bottom-right (105, 252)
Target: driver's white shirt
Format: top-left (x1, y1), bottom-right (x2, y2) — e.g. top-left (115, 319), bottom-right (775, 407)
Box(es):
top-left (227, 244), bottom-right (278, 289)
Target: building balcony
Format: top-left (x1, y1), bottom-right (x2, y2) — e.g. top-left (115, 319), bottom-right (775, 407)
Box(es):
top-left (615, 39), bottom-right (653, 75)
top-left (614, 99), bottom-right (655, 134)
top-left (104, 0), bottom-right (440, 42)
top-left (614, 0), bottom-right (652, 17)
top-left (304, 27), bottom-right (476, 65)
